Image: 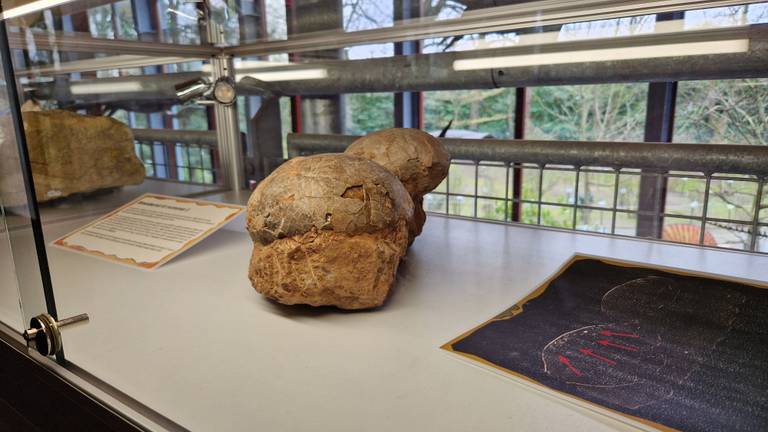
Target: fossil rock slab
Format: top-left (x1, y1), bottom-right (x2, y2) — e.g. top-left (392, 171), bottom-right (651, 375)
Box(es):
top-left (345, 128), bottom-right (450, 238)
top-left (0, 115), bottom-right (28, 208)
top-left (22, 110), bottom-right (145, 202)
top-left (247, 153), bottom-right (414, 309)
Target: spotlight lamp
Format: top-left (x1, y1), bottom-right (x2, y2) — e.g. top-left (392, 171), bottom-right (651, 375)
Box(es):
top-left (174, 78), bottom-right (212, 102)
top-left (212, 77), bottom-right (237, 105)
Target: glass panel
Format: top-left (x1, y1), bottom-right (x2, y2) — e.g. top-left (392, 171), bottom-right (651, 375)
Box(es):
top-left (477, 164), bottom-right (507, 199)
top-left (706, 179), bottom-right (758, 222)
top-left (344, 93), bottom-right (394, 135)
top-left (477, 198), bottom-right (505, 221)
top-left (675, 79), bottom-right (768, 145)
top-left (665, 177), bottom-right (706, 217)
top-left (662, 217), bottom-right (709, 245)
top-left (424, 193), bottom-right (446, 213)
top-left (448, 195), bottom-right (474, 217)
top-left (616, 173), bottom-right (641, 211)
top-left (4, 1), bottom-right (768, 431)
top-left (758, 226), bottom-right (768, 252)
top-left (0, 58), bottom-right (49, 332)
top-left (0, 203), bottom-right (24, 331)
top-left (761, 186), bottom-right (768, 223)
top-left (541, 170), bottom-right (576, 205)
top-left (614, 212), bottom-right (638, 236)
top-left (575, 208), bottom-right (613, 233)
top-left (521, 166), bottom-right (541, 201)
top-left (705, 222), bottom-right (752, 250)
top-left (424, 89), bottom-right (515, 138)
top-left (578, 171), bottom-right (615, 208)
top-left (540, 205), bottom-right (573, 229)
top-left (520, 202), bottom-right (539, 225)
top-left (527, 83), bottom-right (647, 141)
top-left (433, 178), bottom-right (447, 194)
top-left (684, 3), bottom-right (768, 28)
top-left (448, 163), bottom-right (475, 196)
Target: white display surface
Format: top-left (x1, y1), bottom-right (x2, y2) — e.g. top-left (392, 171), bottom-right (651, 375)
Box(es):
top-left (42, 214), bottom-right (768, 432)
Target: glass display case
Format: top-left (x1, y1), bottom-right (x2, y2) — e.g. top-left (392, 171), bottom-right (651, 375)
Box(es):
top-left (1, 0), bottom-right (768, 430)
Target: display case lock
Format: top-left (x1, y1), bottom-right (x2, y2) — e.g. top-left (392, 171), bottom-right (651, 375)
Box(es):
top-left (23, 313), bottom-right (89, 357)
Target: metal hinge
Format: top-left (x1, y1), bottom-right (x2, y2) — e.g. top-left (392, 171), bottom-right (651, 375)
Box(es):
top-left (23, 313), bottom-right (89, 357)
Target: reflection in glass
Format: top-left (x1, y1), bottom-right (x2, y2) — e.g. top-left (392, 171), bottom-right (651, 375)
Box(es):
top-left (477, 198), bottom-right (505, 221)
top-left (527, 83), bottom-right (647, 142)
top-left (477, 164), bottom-right (506, 199)
top-left (448, 195), bottom-right (474, 217)
top-left (665, 177), bottom-right (706, 217)
top-left (675, 79), bottom-right (768, 145)
top-left (424, 89), bottom-right (515, 138)
top-left (448, 163), bottom-right (475, 196)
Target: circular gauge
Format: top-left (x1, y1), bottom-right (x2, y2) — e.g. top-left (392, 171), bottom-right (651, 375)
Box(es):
top-left (213, 78), bottom-right (236, 105)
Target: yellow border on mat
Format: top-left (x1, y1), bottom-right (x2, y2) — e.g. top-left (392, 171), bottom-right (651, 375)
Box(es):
top-left (441, 254), bottom-right (768, 432)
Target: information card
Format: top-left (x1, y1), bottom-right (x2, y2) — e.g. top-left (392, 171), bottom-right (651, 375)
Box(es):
top-left (53, 194), bottom-right (244, 270)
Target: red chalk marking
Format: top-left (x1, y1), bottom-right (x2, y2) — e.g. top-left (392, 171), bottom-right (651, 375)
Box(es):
top-left (597, 340), bottom-right (638, 352)
top-left (599, 330), bottom-right (640, 338)
top-left (579, 348), bottom-right (617, 365)
top-left (559, 355), bottom-right (583, 376)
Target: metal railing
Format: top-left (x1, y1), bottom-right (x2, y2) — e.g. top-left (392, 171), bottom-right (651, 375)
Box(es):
top-left (131, 128), bottom-right (219, 185)
top-left (288, 133), bottom-right (768, 253)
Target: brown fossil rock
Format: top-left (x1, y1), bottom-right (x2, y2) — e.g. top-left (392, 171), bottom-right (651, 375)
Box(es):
top-left (20, 110), bottom-right (145, 202)
top-left (246, 153), bottom-right (414, 309)
top-left (0, 116), bottom-right (28, 208)
top-left (345, 128), bottom-right (449, 237)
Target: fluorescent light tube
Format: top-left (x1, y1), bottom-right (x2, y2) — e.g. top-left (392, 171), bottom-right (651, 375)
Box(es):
top-left (453, 39), bottom-right (749, 71)
top-left (70, 81), bottom-right (144, 95)
top-left (236, 59), bottom-right (293, 69)
top-left (1, 0), bottom-right (78, 20)
top-left (237, 68), bottom-right (328, 82)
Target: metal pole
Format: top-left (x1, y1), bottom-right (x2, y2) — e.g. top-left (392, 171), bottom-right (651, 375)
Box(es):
top-left (287, 134), bottom-right (768, 178)
top-left (749, 181), bottom-right (764, 251)
top-left (207, 12), bottom-right (245, 192)
top-left (131, 128), bottom-right (218, 146)
top-left (636, 11), bottom-right (682, 239)
top-left (511, 87), bottom-right (527, 222)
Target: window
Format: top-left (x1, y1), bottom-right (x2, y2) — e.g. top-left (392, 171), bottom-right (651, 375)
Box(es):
top-left (424, 89), bottom-right (516, 138)
top-left (527, 83), bottom-right (647, 141)
top-left (342, 0), bottom-right (394, 136)
top-left (675, 79), bottom-right (768, 145)
top-left (157, 0), bottom-right (202, 44)
top-left (423, 89), bottom-right (516, 221)
top-left (344, 93), bottom-right (394, 135)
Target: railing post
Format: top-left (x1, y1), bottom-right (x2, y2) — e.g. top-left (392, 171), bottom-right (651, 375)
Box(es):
top-left (207, 10), bottom-right (245, 192)
top-left (636, 11), bottom-right (683, 238)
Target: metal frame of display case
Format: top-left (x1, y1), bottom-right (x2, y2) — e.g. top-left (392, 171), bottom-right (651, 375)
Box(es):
top-left (1, 0), bottom-right (768, 429)
top-left (0, 20), bottom-right (62, 363)
top-left (14, 22), bottom-right (768, 94)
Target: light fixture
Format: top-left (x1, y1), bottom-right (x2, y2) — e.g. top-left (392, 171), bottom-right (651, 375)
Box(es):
top-left (453, 39), bottom-right (749, 71)
top-left (70, 81), bottom-right (144, 95)
top-left (0, 0), bottom-right (78, 20)
top-left (174, 77), bottom-right (211, 102)
top-left (212, 77), bottom-right (236, 105)
top-left (236, 68), bottom-right (328, 82)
